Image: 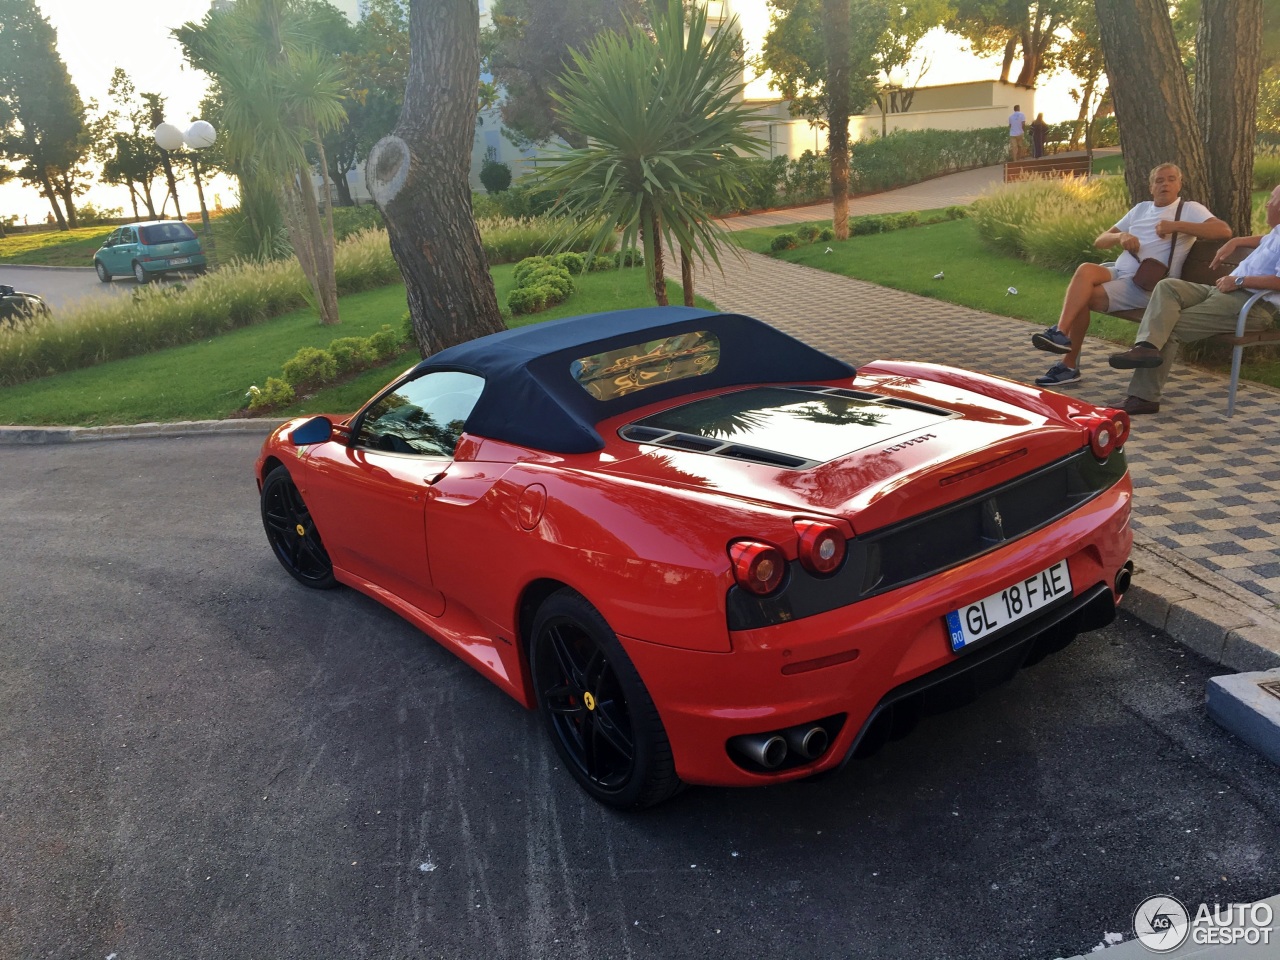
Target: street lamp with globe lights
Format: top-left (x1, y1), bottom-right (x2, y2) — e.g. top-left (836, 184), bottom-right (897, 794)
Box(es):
top-left (152, 120), bottom-right (218, 272)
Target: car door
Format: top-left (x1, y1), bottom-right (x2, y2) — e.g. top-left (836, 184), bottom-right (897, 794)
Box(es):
top-left (302, 370), bottom-right (486, 618)
top-left (99, 228), bottom-right (122, 271)
top-left (112, 226), bottom-right (138, 274)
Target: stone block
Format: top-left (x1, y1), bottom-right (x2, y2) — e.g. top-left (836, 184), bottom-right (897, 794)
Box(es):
top-left (1223, 625), bottom-right (1280, 673)
top-left (1206, 670), bottom-right (1280, 767)
top-left (1166, 597), bottom-right (1251, 666)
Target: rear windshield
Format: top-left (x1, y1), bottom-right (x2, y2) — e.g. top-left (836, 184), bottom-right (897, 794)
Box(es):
top-left (572, 330), bottom-right (720, 401)
top-left (138, 222), bottom-right (197, 244)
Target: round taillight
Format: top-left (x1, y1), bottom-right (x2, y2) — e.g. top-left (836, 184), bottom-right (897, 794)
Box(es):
top-left (794, 520), bottom-right (847, 575)
top-left (728, 540), bottom-right (786, 596)
top-left (1110, 409), bottom-right (1131, 447)
top-left (1090, 417), bottom-right (1117, 459)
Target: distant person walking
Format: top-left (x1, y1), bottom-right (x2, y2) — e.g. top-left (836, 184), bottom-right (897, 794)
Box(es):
top-left (1031, 112), bottom-right (1050, 159)
top-left (1008, 105), bottom-right (1027, 160)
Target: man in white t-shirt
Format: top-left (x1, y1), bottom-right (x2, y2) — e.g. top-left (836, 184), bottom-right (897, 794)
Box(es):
top-left (1008, 106), bottom-right (1027, 160)
top-left (1108, 183), bottom-right (1280, 414)
top-left (1028, 163), bottom-right (1230, 387)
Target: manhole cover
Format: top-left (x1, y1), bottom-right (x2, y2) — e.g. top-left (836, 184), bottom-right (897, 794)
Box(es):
top-left (1259, 679), bottom-right (1280, 701)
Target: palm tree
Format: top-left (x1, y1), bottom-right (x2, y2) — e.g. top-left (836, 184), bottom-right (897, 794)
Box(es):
top-left (537, 0), bottom-right (767, 306)
top-left (176, 0), bottom-right (346, 324)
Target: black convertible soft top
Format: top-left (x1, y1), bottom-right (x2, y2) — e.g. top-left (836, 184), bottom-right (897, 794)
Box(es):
top-left (413, 306), bottom-right (856, 454)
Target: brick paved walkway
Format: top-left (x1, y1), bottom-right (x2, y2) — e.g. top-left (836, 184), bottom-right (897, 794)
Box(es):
top-left (705, 165), bottom-right (1280, 613)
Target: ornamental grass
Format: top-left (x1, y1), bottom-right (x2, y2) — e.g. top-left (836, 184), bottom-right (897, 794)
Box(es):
top-left (970, 175), bottom-right (1130, 271)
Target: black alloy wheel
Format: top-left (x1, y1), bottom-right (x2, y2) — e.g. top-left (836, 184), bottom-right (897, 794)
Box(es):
top-left (530, 590), bottom-right (680, 809)
top-left (94, 260), bottom-right (111, 282)
top-left (260, 465), bottom-right (336, 588)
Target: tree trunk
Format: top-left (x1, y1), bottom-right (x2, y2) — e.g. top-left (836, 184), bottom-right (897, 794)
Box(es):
top-left (680, 246), bottom-right (694, 307)
top-left (39, 174), bottom-right (67, 230)
top-left (1094, 0), bottom-right (1209, 206)
top-left (640, 207), bottom-right (668, 307)
top-left (1070, 73), bottom-right (1096, 149)
top-left (329, 161), bottom-right (354, 206)
top-left (158, 149), bottom-right (183, 219)
top-left (1195, 0), bottom-right (1262, 236)
top-left (999, 36), bottom-right (1017, 83)
top-left (289, 164), bottom-right (340, 325)
top-left (368, 0), bottom-right (502, 357)
top-left (823, 0), bottom-right (851, 240)
top-left (127, 181), bottom-right (140, 220)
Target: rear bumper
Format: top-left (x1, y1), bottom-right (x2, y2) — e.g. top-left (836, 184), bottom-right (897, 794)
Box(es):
top-left (620, 477), bottom-right (1132, 787)
top-left (141, 253), bottom-right (207, 274)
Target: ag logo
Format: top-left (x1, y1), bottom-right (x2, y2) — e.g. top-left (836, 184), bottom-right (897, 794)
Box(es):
top-left (1134, 895), bottom-right (1190, 952)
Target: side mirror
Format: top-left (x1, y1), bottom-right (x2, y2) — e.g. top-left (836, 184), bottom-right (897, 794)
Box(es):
top-left (289, 416), bottom-right (333, 446)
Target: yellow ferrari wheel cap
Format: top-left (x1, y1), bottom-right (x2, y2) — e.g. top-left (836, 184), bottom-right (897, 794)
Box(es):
top-left (295, 523), bottom-right (306, 537)
top-left (583, 691), bottom-right (596, 711)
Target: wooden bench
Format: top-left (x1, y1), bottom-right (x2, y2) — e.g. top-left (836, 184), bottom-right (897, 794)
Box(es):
top-left (1104, 239), bottom-right (1280, 416)
top-left (1003, 156), bottom-right (1092, 183)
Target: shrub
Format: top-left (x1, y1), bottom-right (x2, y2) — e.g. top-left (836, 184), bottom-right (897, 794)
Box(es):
top-left (818, 227), bottom-right (835, 242)
top-left (281, 346), bottom-right (339, 388)
top-left (587, 253), bottom-right (617, 271)
top-left (507, 256), bottom-right (575, 315)
top-left (770, 232), bottom-right (800, 251)
top-left (471, 180), bottom-right (558, 219)
top-left (327, 336), bottom-right (377, 374)
top-left (738, 155), bottom-right (789, 211)
top-left (616, 247), bottom-right (644, 267)
top-left (892, 211), bottom-right (920, 229)
top-left (507, 286), bottom-right (547, 315)
top-left (784, 150), bottom-right (831, 204)
top-left (945, 205), bottom-right (969, 220)
top-left (851, 216), bottom-right (885, 235)
top-left (796, 224), bottom-right (820, 243)
top-left (553, 251), bottom-right (586, 275)
top-left (513, 255), bottom-right (550, 286)
top-left (249, 377), bottom-right (295, 411)
top-left (479, 158), bottom-right (513, 194)
top-left (330, 204), bottom-right (384, 241)
top-left (369, 324), bottom-right (405, 360)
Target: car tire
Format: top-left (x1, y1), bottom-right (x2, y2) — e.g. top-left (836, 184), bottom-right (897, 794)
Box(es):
top-left (260, 464), bottom-right (337, 589)
top-left (94, 260), bottom-right (111, 282)
top-left (133, 261), bottom-right (148, 284)
top-left (530, 589), bottom-right (681, 809)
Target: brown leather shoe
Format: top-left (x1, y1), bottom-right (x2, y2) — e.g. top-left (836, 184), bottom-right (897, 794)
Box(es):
top-left (1109, 343), bottom-right (1164, 369)
top-left (1120, 395), bottom-right (1160, 415)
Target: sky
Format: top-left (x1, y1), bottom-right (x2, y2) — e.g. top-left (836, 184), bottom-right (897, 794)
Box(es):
top-left (0, 0), bottom-right (1086, 225)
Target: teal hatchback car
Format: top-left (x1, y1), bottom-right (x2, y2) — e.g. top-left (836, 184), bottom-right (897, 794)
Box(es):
top-left (94, 220), bottom-right (206, 284)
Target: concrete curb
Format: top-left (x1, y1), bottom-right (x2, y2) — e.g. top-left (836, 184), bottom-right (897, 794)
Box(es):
top-left (0, 418), bottom-right (282, 444)
top-left (4, 417), bottom-right (1277, 676)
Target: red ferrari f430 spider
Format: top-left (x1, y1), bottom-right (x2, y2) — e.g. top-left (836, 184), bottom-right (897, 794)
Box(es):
top-left (256, 307), bottom-right (1133, 808)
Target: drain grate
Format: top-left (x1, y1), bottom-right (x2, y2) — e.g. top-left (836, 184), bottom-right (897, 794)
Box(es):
top-left (1259, 679), bottom-right (1280, 701)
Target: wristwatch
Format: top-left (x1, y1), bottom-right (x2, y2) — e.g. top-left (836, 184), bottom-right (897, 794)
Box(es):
top-left (1234, 275), bottom-right (1246, 289)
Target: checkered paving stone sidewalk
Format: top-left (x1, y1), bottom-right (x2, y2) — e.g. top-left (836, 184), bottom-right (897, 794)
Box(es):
top-left (699, 246), bottom-right (1280, 609)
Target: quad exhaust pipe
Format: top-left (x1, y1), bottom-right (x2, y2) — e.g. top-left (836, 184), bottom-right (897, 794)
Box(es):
top-left (729, 722), bottom-right (832, 770)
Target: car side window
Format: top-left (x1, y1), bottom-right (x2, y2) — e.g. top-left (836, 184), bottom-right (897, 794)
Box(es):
top-left (121, 227), bottom-right (136, 244)
top-left (104, 229), bottom-right (120, 246)
top-left (354, 371), bottom-right (484, 457)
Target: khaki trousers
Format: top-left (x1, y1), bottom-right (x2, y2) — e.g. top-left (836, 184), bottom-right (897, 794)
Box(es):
top-left (1128, 278), bottom-right (1278, 401)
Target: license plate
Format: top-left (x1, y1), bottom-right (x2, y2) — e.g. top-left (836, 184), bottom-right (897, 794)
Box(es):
top-left (945, 559), bottom-right (1073, 652)
top-left (169, 257), bottom-right (190, 265)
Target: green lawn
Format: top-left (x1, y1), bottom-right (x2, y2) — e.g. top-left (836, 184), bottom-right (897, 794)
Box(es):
top-left (0, 263), bottom-right (708, 426)
top-left (732, 215), bottom-right (1280, 390)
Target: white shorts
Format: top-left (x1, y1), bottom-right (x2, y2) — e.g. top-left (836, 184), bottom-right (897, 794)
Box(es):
top-left (1099, 264), bottom-right (1151, 313)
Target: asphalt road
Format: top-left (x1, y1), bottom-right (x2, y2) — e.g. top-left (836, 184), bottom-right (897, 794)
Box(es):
top-left (0, 263), bottom-right (134, 315)
top-left (1, 434), bottom-right (1277, 960)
